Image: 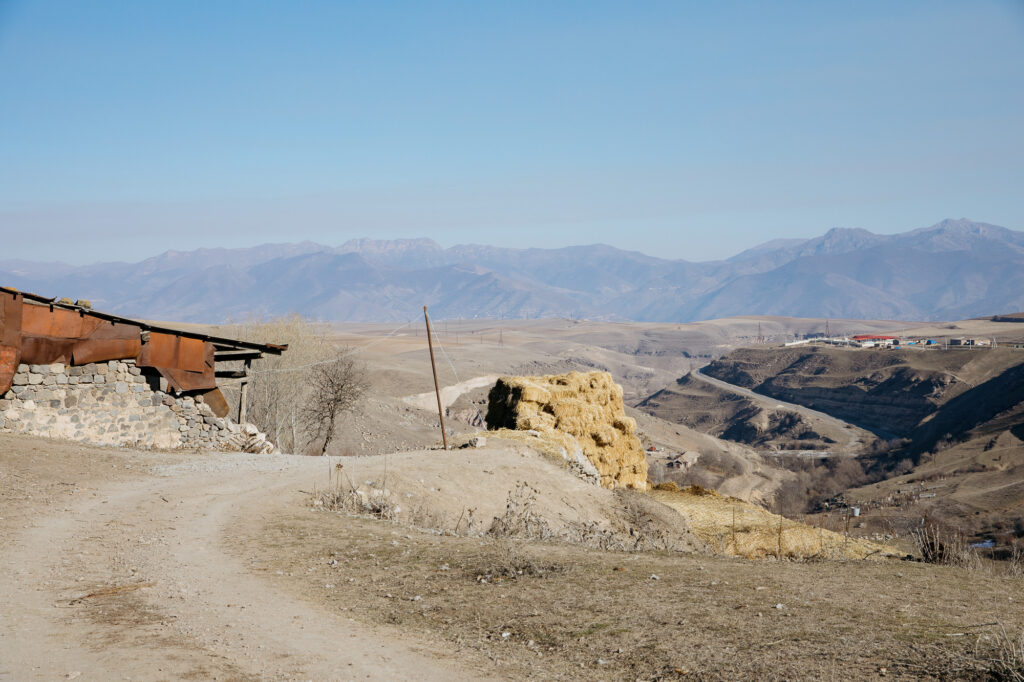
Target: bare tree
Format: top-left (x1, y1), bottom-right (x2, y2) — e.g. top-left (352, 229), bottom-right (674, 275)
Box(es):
top-left (217, 315), bottom-right (336, 452)
top-left (301, 354), bottom-right (369, 456)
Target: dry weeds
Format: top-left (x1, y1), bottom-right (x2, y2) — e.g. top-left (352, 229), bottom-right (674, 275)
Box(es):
top-left (652, 486), bottom-right (893, 560)
top-left (240, 507), bottom-right (1024, 681)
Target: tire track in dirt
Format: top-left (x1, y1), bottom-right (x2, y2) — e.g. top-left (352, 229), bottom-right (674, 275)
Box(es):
top-left (0, 452), bottom-right (483, 681)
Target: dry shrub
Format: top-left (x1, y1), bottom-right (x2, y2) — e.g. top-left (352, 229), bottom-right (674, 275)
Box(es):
top-left (652, 481), bottom-right (679, 492)
top-left (911, 522), bottom-right (980, 568)
top-left (698, 450), bottom-right (744, 477)
top-left (220, 315), bottom-right (336, 454)
top-left (487, 482), bottom-right (553, 540)
top-left (770, 455), bottom-right (870, 514)
top-left (931, 624), bottom-right (1024, 681)
top-left (1009, 546), bottom-right (1024, 580)
top-left (470, 538), bottom-right (568, 583)
top-left (311, 476), bottom-right (398, 521)
top-left (986, 625), bottom-right (1024, 681)
top-left (300, 355), bottom-right (369, 455)
top-left (665, 466), bottom-right (717, 491)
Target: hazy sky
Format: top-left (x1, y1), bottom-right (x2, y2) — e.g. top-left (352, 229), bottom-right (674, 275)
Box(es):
top-left (1, 1), bottom-right (1022, 264)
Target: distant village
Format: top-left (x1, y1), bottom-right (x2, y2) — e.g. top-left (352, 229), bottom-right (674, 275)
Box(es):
top-left (782, 332), bottom-right (1022, 350)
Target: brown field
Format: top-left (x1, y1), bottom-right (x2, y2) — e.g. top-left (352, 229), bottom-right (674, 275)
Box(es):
top-left (4, 314), bottom-right (1023, 679)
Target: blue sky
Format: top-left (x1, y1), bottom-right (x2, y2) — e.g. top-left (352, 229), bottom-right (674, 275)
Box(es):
top-left (1, 1), bottom-right (1022, 264)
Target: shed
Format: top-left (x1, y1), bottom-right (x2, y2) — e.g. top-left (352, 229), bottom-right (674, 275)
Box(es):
top-left (0, 286), bottom-right (286, 420)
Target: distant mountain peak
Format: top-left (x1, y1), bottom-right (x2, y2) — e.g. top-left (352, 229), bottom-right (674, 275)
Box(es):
top-left (2, 220), bottom-right (1021, 323)
top-left (337, 237), bottom-right (443, 253)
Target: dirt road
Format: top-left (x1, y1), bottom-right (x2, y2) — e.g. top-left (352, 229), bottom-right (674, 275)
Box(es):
top-left (0, 445), bottom-right (481, 681)
top-left (691, 369), bottom-right (868, 453)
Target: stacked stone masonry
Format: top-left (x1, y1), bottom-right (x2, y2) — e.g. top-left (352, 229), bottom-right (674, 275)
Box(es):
top-left (0, 359), bottom-right (274, 452)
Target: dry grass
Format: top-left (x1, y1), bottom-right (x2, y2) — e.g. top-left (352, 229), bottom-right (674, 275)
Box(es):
top-left (311, 468), bottom-right (400, 521)
top-left (651, 486), bottom-right (893, 560)
top-left (985, 624), bottom-right (1024, 681)
top-left (910, 522), bottom-right (979, 568)
top-left (238, 506), bottom-right (1024, 681)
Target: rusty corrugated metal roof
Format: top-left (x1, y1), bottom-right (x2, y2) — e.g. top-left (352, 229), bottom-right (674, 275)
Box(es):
top-left (1, 286), bottom-right (287, 402)
top-left (0, 286), bottom-right (287, 354)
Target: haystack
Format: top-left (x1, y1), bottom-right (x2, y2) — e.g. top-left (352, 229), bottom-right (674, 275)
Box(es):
top-left (485, 371), bottom-right (648, 489)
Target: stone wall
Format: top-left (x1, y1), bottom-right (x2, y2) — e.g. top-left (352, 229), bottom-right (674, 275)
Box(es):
top-left (0, 359), bottom-right (274, 452)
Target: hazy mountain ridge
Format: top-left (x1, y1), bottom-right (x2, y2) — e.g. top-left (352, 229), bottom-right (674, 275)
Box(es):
top-left (1, 218), bottom-right (1021, 323)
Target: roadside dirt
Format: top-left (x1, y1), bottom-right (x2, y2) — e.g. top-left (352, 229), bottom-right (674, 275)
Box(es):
top-left (0, 434), bottom-right (485, 681)
top-left (3, 433), bottom-right (1024, 680)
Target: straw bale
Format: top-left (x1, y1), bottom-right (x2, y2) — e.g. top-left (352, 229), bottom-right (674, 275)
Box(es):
top-left (650, 487), bottom-right (893, 560)
top-left (486, 371), bottom-right (648, 489)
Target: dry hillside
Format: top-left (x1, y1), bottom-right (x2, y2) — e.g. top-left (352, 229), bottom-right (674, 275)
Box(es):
top-left (701, 345), bottom-right (1024, 544)
top-left (639, 373), bottom-right (851, 451)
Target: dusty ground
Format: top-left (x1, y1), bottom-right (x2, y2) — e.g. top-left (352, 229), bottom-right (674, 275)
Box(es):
top-left (0, 434), bottom-right (486, 681)
top-left (294, 316), bottom-right (878, 503)
top-left (3, 433), bottom-right (1024, 680)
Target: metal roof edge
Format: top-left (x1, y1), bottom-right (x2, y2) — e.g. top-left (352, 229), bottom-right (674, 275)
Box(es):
top-left (0, 285), bottom-right (287, 355)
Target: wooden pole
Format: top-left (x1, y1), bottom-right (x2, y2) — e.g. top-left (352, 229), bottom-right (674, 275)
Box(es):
top-left (424, 306), bottom-right (448, 450)
top-left (238, 358), bottom-right (252, 424)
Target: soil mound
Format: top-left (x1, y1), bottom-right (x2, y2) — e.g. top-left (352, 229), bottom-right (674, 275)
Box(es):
top-left (485, 371), bottom-right (648, 489)
top-left (651, 485), bottom-right (892, 560)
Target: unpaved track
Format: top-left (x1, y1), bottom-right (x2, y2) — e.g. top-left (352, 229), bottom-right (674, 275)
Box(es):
top-left (691, 369), bottom-right (868, 452)
top-left (0, 452), bottom-right (480, 681)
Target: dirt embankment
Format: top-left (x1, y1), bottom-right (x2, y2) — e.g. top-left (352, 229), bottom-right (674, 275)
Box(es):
top-left (702, 346), bottom-right (1024, 542)
top-left (638, 373), bottom-right (844, 451)
top-left (702, 346), bottom-right (1023, 438)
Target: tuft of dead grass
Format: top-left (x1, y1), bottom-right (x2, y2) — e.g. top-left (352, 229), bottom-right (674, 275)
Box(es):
top-left (487, 482), bottom-right (554, 540)
top-left (911, 522), bottom-right (984, 570)
top-left (311, 473), bottom-right (399, 521)
top-left (985, 624), bottom-right (1024, 681)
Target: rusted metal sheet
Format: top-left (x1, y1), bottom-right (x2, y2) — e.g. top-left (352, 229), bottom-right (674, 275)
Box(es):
top-left (138, 333), bottom-right (210, 373)
top-left (70, 322), bottom-right (142, 364)
top-left (1, 287), bottom-right (286, 404)
top-left (0, 345), bottom-right (19, 395)
top-left (1, 291), bottom-right (22, 348)
top-left (21, 303), bottom-right (98, 339)
top-left (141, 335), bottom-right (216, 392)
top-left (17, 303), bottom-right (142, 366)
top-left (0, 285), bottom-right (286, 357)
top-left (155, 366), bottom-right (217, 392)
top-left (0, 291), bottom-right (22, 394)
top-left (20, 304), bottom-right (98, 364)
top-left (200, 387), bottom-right (231, 418)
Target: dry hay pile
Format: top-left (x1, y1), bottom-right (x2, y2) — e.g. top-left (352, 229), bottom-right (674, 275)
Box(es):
top-left (651, 486), bottom-right (893, 560)
top-left (485, 371), bottom-right (647, 489)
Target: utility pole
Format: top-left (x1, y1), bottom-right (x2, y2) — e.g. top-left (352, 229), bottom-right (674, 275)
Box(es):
top-left (423, 306), bottom-right (448, 450)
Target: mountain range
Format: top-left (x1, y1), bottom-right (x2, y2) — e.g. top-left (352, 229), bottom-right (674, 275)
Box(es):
top-left (2, 218), bottom-right (1022, 323)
